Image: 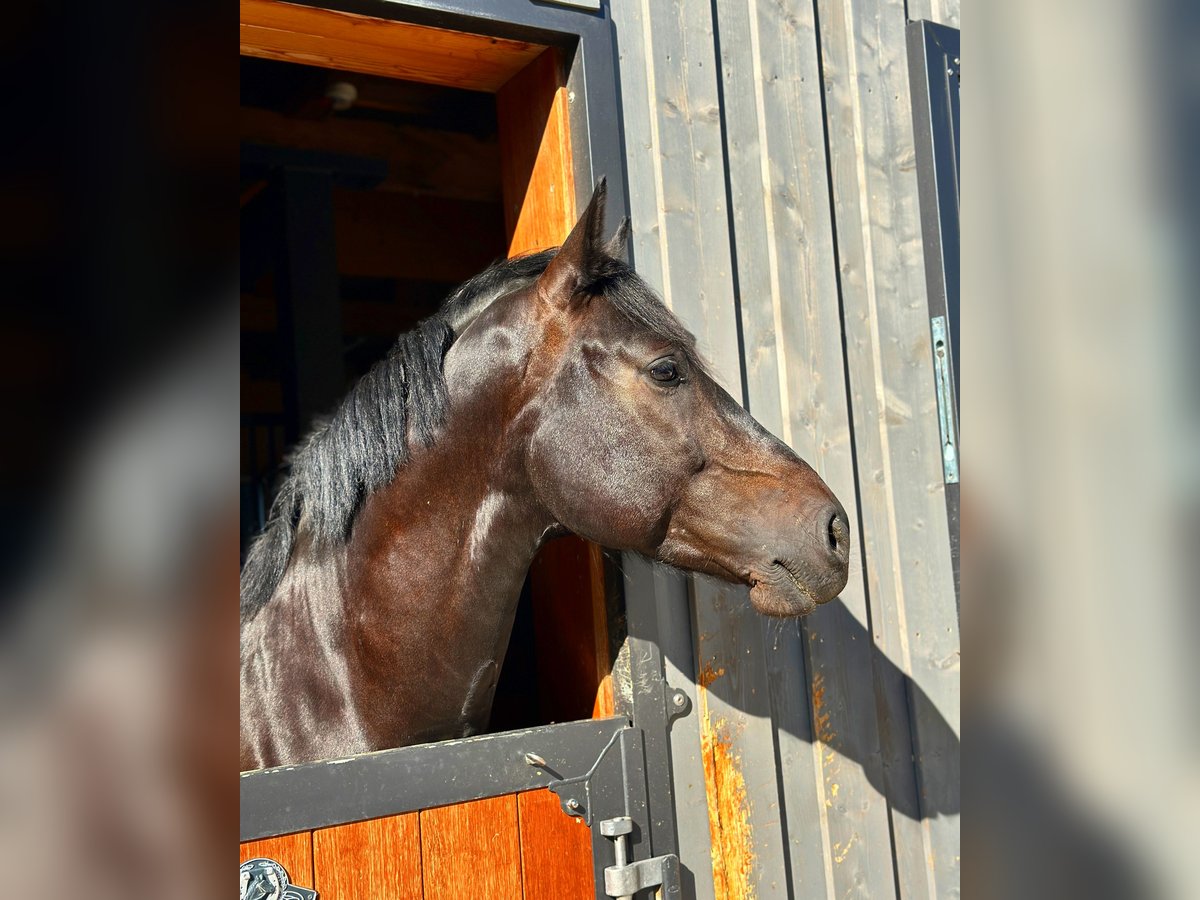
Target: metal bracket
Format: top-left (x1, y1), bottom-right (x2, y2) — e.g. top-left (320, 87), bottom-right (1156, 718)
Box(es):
top-left (542, 726), bottom-right (628, 825)
top-left (930, 315), bottom-right (959, 484)
top-left (600, 817), bottom-right (681, 899)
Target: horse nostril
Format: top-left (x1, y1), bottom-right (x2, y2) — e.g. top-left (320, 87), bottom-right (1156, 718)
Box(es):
top-left (826, 509), bottom-right (848, 555)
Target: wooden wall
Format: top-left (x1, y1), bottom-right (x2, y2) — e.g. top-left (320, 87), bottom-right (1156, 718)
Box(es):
top-left (239, 789), bottom-right (593, 899)
top-left (609, 0), bottom-right (960, 897)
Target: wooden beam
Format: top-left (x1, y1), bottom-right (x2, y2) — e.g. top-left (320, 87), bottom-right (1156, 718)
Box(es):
top-left (816, 0), bottom-right (960, 893)
top-left (240, 0), bottom-right (546, 92)
top-left (241, 105), bottom-right (502, 202)
top-left (496, 49), bottom-right (576, 254)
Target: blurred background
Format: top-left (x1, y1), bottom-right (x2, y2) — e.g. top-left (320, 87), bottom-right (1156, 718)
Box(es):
top-left (0, 0), bottom-right (1194, 896)
top-left (967, 0), bottom-right (1200, 896)
top-left (0, 2), bottom-right (236, 897)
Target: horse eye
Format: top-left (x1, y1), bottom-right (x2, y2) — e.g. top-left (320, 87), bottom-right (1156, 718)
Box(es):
top-left (649, 359), bottom-right (680, 383)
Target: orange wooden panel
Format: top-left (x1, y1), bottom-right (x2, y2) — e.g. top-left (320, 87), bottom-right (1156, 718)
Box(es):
top-left (241, 832), bottom-right (315, 891)
top-left (420, 795), bottom-right (522, 900)
top-left (517, 789), bottom-right (595, 900)
top-left (529, 537), bottom-right (613, 722)
top-left (496, 48), bottom-right (577, 255)
top-left (313, 814), bottom-right (423, 900)
top-left (240, 0), bottom-right (546, 92)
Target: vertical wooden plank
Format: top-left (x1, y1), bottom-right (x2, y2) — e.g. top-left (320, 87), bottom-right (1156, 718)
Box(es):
top-left (312, 814), bottom-right (423, 900)
top-left (420, 795), bottom-right (522, 900)
top-left (711, 0), bottom-right (900, 897)
top-left (932, 0), bottom-right (959, 28)
top-left (611, 1), bottom-right (793, 898)
top-left (241, 832), bottom-right (315, 891)
top-left (640, 1), bottom-right (743, 387)
top-left (517, 789), bottom-right (594, 900)
top-left (587, 542), bottom-right (615, 719)
top-left (497, 48), bottom-right (577, 254)
top-left (905, 0), bottom-right (960, 28)
top-left (816, 0), bottom-right (961, 896)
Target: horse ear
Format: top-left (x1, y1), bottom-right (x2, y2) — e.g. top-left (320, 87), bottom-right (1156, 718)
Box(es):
top-left (536, 178), bottom-right (607, 305)
top-left (606, 217), bottom-right (630, 259)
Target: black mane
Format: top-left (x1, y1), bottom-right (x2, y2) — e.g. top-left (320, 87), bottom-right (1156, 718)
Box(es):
top-left (240, 249), bottom-right (702, 623)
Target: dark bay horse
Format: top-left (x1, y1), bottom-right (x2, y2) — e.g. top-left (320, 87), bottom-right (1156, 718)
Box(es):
top-left (240, 181), bottom-right (850, 770)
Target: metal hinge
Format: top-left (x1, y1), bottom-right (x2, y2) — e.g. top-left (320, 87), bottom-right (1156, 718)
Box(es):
top-left (930, 315), bottom-right (959, 484)
top-left (600, 817), bottom-right (681, 899)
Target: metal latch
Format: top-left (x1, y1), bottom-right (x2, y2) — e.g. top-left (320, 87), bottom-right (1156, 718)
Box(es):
top-left (930, 315), bottom-right (959, 484)
top-left (600, 817), bottom-right (681, 899)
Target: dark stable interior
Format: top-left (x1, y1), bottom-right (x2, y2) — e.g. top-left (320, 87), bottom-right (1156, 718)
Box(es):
top-left (239, 55), bottom-right (554, 734)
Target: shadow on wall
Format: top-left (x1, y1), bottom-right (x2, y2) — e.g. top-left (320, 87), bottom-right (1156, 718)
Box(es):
top-left (636, 561), bottom-right (1153, 897)
top-left (666, 591), bottom-right (960, 824)
top-left (819, 598), bottom-right (959, 823)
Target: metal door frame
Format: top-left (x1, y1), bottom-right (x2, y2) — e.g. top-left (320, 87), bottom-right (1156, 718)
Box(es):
top-left (908, 19), bottom-right (961, 606)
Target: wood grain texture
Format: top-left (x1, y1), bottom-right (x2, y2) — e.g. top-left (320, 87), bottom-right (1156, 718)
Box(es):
top-left (240, 0), bottom-right (545, 92)
top-left (709, 0), bottom-right (899, 896)
top-left (586, 541), bottom-right (615, 719)
top-left (313, 814), bottom-right (423, 900)
top-left (610, 2), bottom-right (792, 898)
top-left (241, 832), bottom-right (315, 891)
top-left (815, 0), bottom-right (961, 895)
top-left (906, 0), bottom-right (960, 28)
top-left (420, 795), bottom-right (522, 900)
top-left (496, 48), bottom-right (577, 255)
top-left (612, 0), bottom-right (959, 897)
top-left (517, 789), bottom-right (594, 900)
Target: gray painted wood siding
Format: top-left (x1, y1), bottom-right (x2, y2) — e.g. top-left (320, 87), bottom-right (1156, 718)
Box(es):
top-left (609, 0), bottom-right (960, 896)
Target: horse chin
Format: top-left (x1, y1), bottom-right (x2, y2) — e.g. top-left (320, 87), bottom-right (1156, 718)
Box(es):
top-left (748, 578), bottom-right (819, 618)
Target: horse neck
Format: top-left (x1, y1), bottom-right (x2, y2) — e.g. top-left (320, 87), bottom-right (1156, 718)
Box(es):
top-left (346, 427), bottom-right (552, 623)
top-left (330, 344), bottom-right (554, 741)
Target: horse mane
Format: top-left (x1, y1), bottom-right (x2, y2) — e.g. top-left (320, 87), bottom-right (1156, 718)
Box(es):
top-left (240, 248), bottom-right (703, 624)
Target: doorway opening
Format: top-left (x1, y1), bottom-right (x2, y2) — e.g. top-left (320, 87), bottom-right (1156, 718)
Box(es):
top-left (239, 2), bottom-right (614, 734)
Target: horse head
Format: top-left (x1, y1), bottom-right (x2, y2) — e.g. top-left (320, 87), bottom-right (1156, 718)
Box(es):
top-left (456, 180), bottom-right (850, 616)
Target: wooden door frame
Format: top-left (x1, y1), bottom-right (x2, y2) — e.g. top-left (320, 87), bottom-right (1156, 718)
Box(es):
top-left (240, 1), bottom-right (696, 895)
